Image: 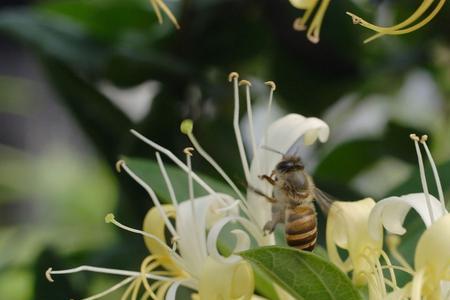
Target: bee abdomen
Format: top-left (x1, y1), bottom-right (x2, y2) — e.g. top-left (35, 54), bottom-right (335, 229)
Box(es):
top-left (285, 206), bottom-right (317, 251)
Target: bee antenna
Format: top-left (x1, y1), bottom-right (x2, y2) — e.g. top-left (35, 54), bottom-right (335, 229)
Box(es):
top-left (261, 145), bottom-right (285, 156)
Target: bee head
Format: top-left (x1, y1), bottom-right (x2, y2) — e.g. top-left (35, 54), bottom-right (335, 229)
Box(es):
top-left (275, 156), bottom-right (304, 173)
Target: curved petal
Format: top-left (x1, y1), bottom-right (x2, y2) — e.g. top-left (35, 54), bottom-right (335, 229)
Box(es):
top-left (247, 114), bottom-right (329, 230)
top-left (326, 198), bottom-right (381, 285)
top-left (368, 193), bottom-right (444, 241)
top-left (206, 215), bottom-right (265, 264)
top-left (414, 214), bottom-right (450, 298)
top-left (199, 256), bottom-right (254, 300)
top-left (289, 0), bottom-right (318, 9)
top-left (143, 205), bottom-right (180, 273)
top-left (176, 193), bottom-right (237, 277)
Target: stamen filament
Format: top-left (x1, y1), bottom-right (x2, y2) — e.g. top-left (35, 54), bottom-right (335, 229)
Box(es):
top-left (239, 80), bottom-right (257, 158)
top-left (410, 134), bottom-right (435, 222)
top-left (264, 81), bottom-right (276, 144)
top-left (46, 266), bottom-right (171, 281)
top-left (116, 160), bottom-right (178, 238)
top-left (155, 152), bottom-right (179, 210)
top-left (151, 0), bottom-right (180, 29)
top-left (104, 214), bottom-right (184, 265)
top-left (130, 130), bottom-right (229, 207)
top-left (184, 147), bottom-right (204, 258)
top-left (229, 72), bottom-right (251, 182)
top-left (121, 278), bottom-right (137, 300)
top-left (379, 250), bottom-right (398, 289)
top-left (82, 276), bottom-right (136, 300)
top-left (420, 136), bottom-right (447, 213)
top-left (306, 0), bottom-right (331, 44)
top-left (181, 121), bottom-right (246, 203)
top-left (386, 234), bottom-right (413, 271)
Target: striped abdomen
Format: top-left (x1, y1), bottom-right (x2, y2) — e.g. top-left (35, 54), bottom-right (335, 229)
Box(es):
top-left (285, 205), bottom-right (317, 251)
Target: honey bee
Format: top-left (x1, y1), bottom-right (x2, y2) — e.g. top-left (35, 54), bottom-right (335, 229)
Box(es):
top-left (255, 146), bottom-right (334, 251)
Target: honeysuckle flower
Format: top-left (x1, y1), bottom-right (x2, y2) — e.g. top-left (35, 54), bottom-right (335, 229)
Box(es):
top-left (150, 0), bottom-right (180, 29)
top-left (366, 133), bottom-right (449, 299)
top-left (346, 0), bottom-right (446, 43)
top-left (45, 72), bottom-right (330, 300)
top-left (289, 0), bottom-right (331, 43)
top-left (46, 154), bottom-right (257, 300)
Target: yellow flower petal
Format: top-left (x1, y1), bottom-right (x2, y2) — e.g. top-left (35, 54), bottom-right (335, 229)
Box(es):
top-left (326, 198), bottom-right (382, 285)
top-left (414, 214), bottom-right (450, 299)
top-left (199, 256), bottom-right (254, 300)
top-left (289, 0), bottom-right (318, 9)
top-left (143, 205), bottom-right (181, 273)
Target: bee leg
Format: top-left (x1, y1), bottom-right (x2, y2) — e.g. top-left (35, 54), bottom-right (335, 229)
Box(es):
top-left (259, 174), bottom-right (276, 186)
top-left (263, 204), bottom-right (284, 235)
top-left (247, 185), bottom-right (277, 203)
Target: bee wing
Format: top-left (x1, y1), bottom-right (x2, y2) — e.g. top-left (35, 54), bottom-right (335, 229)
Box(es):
top-left (313, 187), bottom-right (336, 216)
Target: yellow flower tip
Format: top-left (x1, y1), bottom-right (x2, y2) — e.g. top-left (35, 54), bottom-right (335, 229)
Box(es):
top-left (180, 119), bottom-right (194, 135)
top-left (115, 160), bottom-right (125, 173)
top-left (238, 80), bottom-right (252, 87)
top-left (183, 147), bottom-right (194, 156)
top-left (420, 135), bottom-right (429, 143)
top-left (410, 133), bottom-right (420, 141)
top-left (264, 81), bottom-right (276, 91)
top-left (228, 72), bottom-right (239, 82)
top-left (45, 268), bottom-right (54, 282)
top-left (105, 213), bottom-right (115, 223)
top-left (293, 18), bottom-right (307, 31)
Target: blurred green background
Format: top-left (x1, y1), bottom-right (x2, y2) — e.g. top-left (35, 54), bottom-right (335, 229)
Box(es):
top-left (1, 0), bottom-right (450, 299)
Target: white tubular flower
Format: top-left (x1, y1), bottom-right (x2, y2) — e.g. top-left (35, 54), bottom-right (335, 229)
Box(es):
top-left (326, 198), bottom-right (384, 286)
top-left (367, 133), bottom-right (449, 300)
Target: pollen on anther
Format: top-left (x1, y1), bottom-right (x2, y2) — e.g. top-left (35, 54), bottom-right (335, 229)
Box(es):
top-left (180, 119), bottom-right (193, 135)
top-left (105, 213), bottom-right (115, 223)
top-left (420, 135), bottom-right (428, 143)
top-left (45, 268), bottom-right (54, 282)
top-left (264, 81), bottom-right (276, 91)
top-left (183, 147), bottom-right (194, 156)
top-left (238, 80), bottom-right (252, 87)
top-left (409, 133), bottom-right (420, 141)
top-left (228, 72), bottom-right (239, 82)
top-left (115, 160), bottom-right (125, 172)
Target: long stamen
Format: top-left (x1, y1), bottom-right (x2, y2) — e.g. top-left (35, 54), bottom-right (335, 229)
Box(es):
top-left (116, 160), bottom-right (178, 238)
top-left (305, 0), bottom-right (331, 44)
top-left (155, 152), bottom-right (179, 210)
top-left (410, 134), bottom-right (435, 222)
top-left (121, 278), bottom-right (138, 300)
top-left (184, 147), bottom-right (202, 256)
top-left (130, 129), bottom-right (229, 207)
top-left (229, 72), bottom-right (251, 182)
top-left (379, 250), bottom-right (398, 289)
top-left (46, 266), bottom-right (171, 282)
top-left (104, 214), bottom-right (184, 265)
top-left (239, 80), bottom-right (258, 158)
top-left (140, 256), bottom-right (161, 300)
top-left (263, 81), bottom-right (276, 144)
top-left (84, 276), bottom-right (136, 300)
top-left (420, 135), bottom-right (447, 213)
top-left (180, 120), bottom-right (246, 203)
top-left (386, 234), bottom-right (413, 272)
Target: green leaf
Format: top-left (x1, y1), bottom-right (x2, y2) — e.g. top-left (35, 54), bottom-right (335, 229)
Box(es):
top-left (241, 246), bottom-right (362, 300)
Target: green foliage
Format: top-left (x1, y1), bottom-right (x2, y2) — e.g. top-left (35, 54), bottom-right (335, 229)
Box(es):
top-left (241, 246), bottom-right (363, 300)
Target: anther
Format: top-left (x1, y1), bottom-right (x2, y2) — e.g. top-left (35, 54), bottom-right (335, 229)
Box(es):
top-left (293, 18), bottom-right (307, 31)
top-left (183, 147), bottom-right (194, 156)
top-left (105, 213), bottom-right (115, 223)
top-left (346, 12), bottom-right (361, 24)
top-left (264, 81), bottom-right (276, 91)
top-left (115, 160), bottom-right (125, 172)
top-left (45, 268), bottom-right (54, 282)
top-left (409, 133), bottom-right (420, 141)
top-left (238, 80), bottom-right (252, 87)
top-left (420, 135), bottom-right (428, 143)
top-left (180, 119), bottom-right (193, 135)
top-left (228, 72), bottom-right (239, 82)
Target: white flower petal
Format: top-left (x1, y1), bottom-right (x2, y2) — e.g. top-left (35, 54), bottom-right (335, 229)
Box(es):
top-left (176, 193), bottom-right (236, 276)
top-left (206, 216), bottom-right (265, 264)
top-left (368, 193), bottom-right (445, 241)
